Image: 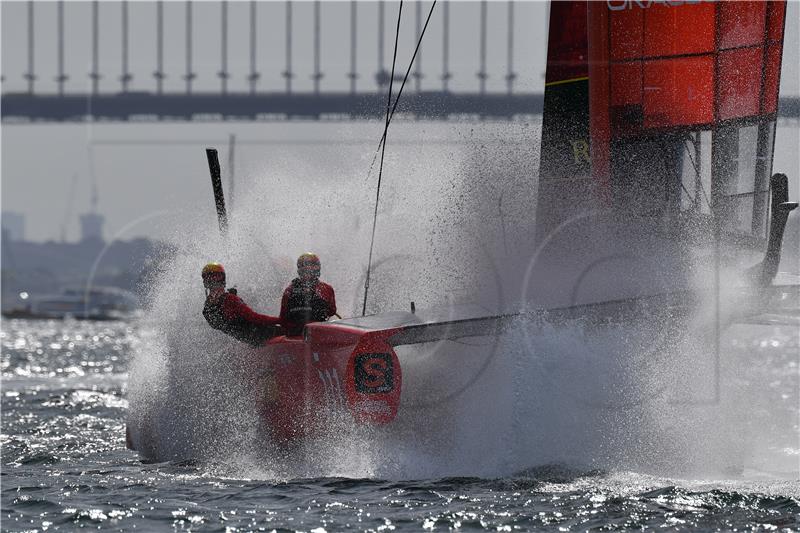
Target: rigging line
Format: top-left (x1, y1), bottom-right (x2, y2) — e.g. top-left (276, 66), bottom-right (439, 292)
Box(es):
top-left (666, 137), bottom-right (696, 207)
top-left (363, 0), bottom-right (438, 182)
top-left (363, 0), bottom-right (404, 317)
top-left (682, 135), bottom-right (713, 211)
top-left (656, 136), bottom-right (703, 215)
top-left (678, 175), bottom-right (695, 206)
top-left (655, 140), bottom-right (693, 208)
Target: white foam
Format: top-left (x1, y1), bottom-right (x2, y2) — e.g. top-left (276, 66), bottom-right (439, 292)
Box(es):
top-left (128, 120), bottom-right (799, 481)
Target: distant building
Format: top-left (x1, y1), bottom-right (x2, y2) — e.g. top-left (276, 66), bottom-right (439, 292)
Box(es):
top-left (79, 213), bottom-right (104, 243)
top-left (1, 212), bottom-right (25, 241)
top-left (0, 235), bottom-right (176, 311)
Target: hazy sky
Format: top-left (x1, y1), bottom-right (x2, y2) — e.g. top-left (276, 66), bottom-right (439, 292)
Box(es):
top-left (1, 1), bottom-right (799, 243)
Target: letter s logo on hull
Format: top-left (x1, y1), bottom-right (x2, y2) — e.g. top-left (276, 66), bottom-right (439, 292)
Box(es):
top-left (354, 353), bottom-right (394, 394)
top-left (346, 336), bottom-right (402, 424)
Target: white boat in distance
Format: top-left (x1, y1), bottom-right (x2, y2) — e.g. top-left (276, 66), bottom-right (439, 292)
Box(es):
top-left (3, 286), bottom-right (139, 321)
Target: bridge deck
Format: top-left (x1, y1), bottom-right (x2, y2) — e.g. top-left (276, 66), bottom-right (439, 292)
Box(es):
top-left (1, 92), bottom-right (546, 122)
top-left (3, 93), bottom-right (797, 123)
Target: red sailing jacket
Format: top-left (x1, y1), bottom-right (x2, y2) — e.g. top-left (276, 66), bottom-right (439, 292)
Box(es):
top-left (279, 279), bottom-right (337, 335)
top-left (203, 289), bottom-right (282, 346)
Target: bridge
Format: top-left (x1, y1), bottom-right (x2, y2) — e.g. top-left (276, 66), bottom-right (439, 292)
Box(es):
top-left (1, 1), bottom-right (797, 122)
top-left (0, 92), bottom-right (544, 122)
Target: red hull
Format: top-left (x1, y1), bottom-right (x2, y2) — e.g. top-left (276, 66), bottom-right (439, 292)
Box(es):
top-left (246, 323), bottom-right (403, 442)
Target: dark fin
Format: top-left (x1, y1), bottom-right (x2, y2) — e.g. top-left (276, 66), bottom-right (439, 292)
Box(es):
top-left (748, 173), bottom-right (798, 287)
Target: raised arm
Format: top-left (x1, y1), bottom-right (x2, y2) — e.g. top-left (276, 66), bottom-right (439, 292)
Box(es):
top-left (223, 293), bottom-right (281, 328)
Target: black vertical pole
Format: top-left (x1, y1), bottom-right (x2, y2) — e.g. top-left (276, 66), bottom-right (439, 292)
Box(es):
top-left (188, 1), bottom-right (192, 94)
top-left (206, 149), bottom-right (228, 236)
top-left (313, 0), bottom-right (322, 95)
top-left (414, 1), bottom-right (422, 93)
top-left (283, 1), bottom-right (293, 94)
top-left (185, 1), bottom-right (195, 94)
top-left (753, 2), bottom-right (774, 236)
top-left (155, 1), bottom-right (164, 94)
top-left (90, 1), bottom-right (100, 95)
top-left (121, 0), bottom-right (132, 92)
top-left (442, 0), bottom-right (451, 92)
top-left (713, 205), bottom-right (720, 402)
top-left (506, 0), bottom-right (516, 95)
top-left (711, 2), bottom-right (722, 402)
top-left (220, 0), bottom-right (228, 94)
top-left (348, 0), bottom-right (357, 95)
top-left (228, 134), bottom-right (236, 220)
top-left (693, 132), bottom-right (702, 212)
top-left (25, 1), bottom-right (35, 94)
top-left (56, 0), bottom-right (67, 96)
top-left (478, 0), bottom-right (487, 96)
top-left (185, 1), bottom-right (193, 94)
top-left (377, 1), bottom-right (385, 88)
top-left (248, 0), bottom-right (259, 94)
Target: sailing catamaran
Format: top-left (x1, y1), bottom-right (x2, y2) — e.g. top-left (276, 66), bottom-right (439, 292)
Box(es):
top-left (127, 1), bottom-right (798, 458)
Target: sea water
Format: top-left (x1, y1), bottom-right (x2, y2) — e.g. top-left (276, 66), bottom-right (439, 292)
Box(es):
top-left (2, 119), bottom-right (799, 531)
top-left (2, 318), bottom-right (798, 531)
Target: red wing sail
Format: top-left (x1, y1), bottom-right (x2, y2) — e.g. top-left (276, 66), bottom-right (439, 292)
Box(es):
top-left (538, 1), bottom-right (788, 248)
top-left (588, 1), bottom-right (788, 245)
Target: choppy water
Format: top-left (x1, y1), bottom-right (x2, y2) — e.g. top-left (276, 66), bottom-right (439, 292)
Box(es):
top-left (2, 318), bottom-right (798, 532)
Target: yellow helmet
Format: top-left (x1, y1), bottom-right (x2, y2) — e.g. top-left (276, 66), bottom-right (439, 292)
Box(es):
top-left (201, 262), bottom-right (226, 287)
top-left (297, 252), bottom-right (321, 279)
top-left (297, 252), bottom-right (320, 268)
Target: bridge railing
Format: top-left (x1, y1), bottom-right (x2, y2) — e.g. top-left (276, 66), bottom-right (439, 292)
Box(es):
top-left (1, 1), bottom-right (538, 99)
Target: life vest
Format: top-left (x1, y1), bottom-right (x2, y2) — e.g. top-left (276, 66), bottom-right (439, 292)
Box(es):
top-left (203, 289), bottom-right (277, 347)
top-left (285, 278), bottom-right (331, 328)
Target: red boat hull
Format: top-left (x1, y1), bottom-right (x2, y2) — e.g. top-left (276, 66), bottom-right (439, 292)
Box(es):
top-left (244, 323), bottom-right (403, 442)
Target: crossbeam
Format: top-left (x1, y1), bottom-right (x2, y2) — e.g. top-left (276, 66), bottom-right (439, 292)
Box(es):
top-left (0, 92), bottom-right (546, 122)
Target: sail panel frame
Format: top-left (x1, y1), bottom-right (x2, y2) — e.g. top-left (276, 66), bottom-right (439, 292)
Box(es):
top-left (766, 1), bottom-right (787, 43)
top-left (762, 42), bottom-right (784, 115)
top-left (641, 55), bottom-right (715, 130)
top-left (642, 2), bottom-right (716, 58)
top-left (609, 6), bottom-right (644, 62)
top-left (717, 1), bottom-right (767, 51)
top-left (717, 46), bottom-right (764, 121)
top-left (602, 0), bottom-right (785, 134)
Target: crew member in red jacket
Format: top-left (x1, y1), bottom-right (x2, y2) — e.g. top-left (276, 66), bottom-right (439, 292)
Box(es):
top-left (280, 253), bottom-right (337, 336)
top-left (201, 262), bottom-right (283, 346)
